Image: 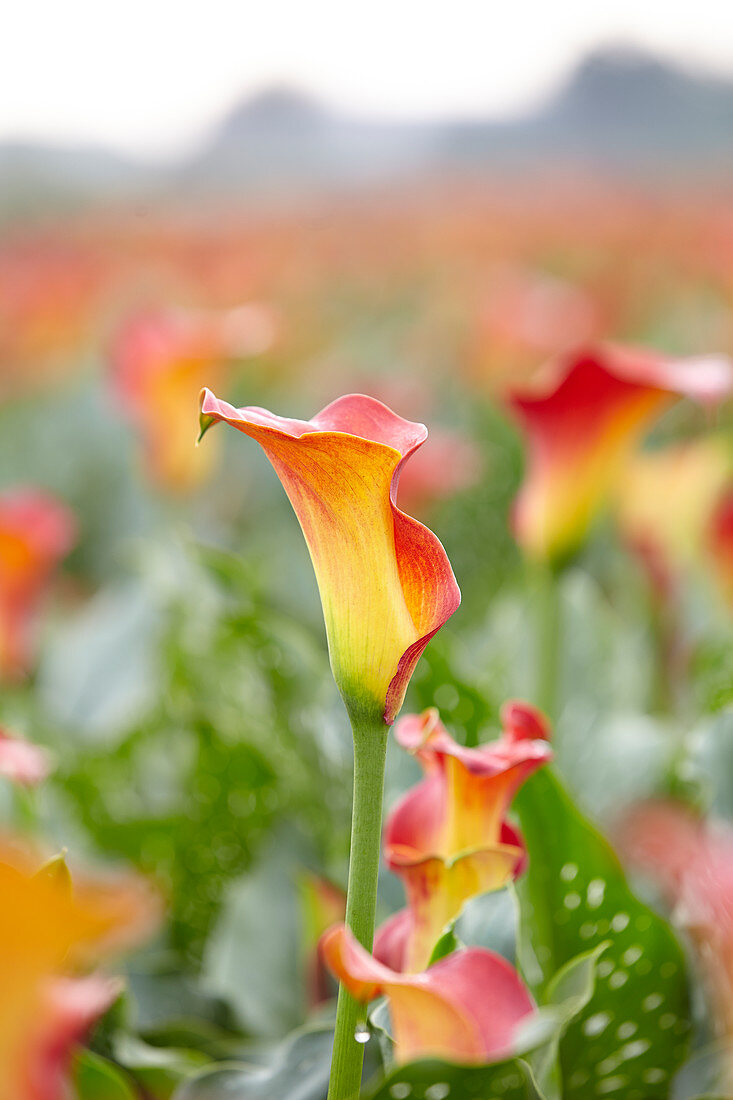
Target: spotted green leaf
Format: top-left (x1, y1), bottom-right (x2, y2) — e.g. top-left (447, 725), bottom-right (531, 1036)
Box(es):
top-left (515, 768), bottom-right (691, 1099)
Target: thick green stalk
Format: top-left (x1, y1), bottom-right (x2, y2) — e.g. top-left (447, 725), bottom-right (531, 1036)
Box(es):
top-left (327, 713), bottom-right (389, 1100)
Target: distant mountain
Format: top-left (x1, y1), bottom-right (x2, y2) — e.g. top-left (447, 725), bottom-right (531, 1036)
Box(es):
top-left (0, 141), bottom-right (157, 216)
top-left (180, 85), bottom-right (437, 192)
top-left (3, 44), bottom-right (733, 211)
top-left (435, 45), bottom-right (733, 171)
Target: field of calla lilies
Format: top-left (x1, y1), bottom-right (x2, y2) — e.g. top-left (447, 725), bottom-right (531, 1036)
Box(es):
top-left (1, 184), bottom-right (733, 1100)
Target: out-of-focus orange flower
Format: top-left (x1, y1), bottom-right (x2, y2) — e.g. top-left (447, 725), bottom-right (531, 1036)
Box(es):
top-left (299, 872), bottom-right (346, 1008)
top-left (619, 802), bottom-right (733, 1040)
top-left (0, 490), bottom-right (76, 681)
top-left (0, 729), bottom-right (51, 788)
top-left (614, 438), bottom-right (732, 599)
top-left (0, 241), bottom-right (108, 395)
top-left (199, 391), bottom-right (460, 724)
top-left (111, 305), bottom-right (277, 490)
top-left (322, 923), bottom-right (536, 1065)
top-left (710, 488), bottom-right (733, 610)
top-left (377, 702), bottom-right (551, 971)
top-left (508, 345), bottom-right (733, 563)
top-left (0, 843), bottom-right (158, 1100)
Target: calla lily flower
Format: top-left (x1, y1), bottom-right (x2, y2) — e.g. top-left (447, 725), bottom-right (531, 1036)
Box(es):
top-left (613, 439), bottom-right (732, 599)
top-left (710, 488), bottom-right (733, 610)
top-left (378, 702), bottom-right (552, 971)
top-left (620, 802), bottom-right (733, 1038)
top-left (0, 842), bottom-right (158, 1100)
top-left (299, 871), bottom-right (346, 1008)
top-left (0, 728), bottom-right (51, 787)
top-left (112, 305), bottom-right (276, 490)
top-left (322, 923), bottom-right (536, 1065)
top-left (198, 391), bottom-right (461, 724)
top-left (0, 489), bottom-right (76, 681)
top-left (508, 344), bottom-right (733, 563)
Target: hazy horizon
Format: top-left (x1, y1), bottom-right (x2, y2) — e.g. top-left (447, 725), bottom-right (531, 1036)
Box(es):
top-left (4, 0), bottom-right (733, 157)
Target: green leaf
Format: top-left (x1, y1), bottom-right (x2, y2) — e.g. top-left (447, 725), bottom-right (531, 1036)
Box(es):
top-left (528, 942), bottom-right (607, 1099)
top-left (364, 1057), bottom-right (545, 1100)
top-left (114, 1035), bottom-right (209, 1098)
top-left (201, 827), bottom-right (316, 1037)
top-left (671, 1040), bottom-right (733, 1099)
top-left (515, 768), bottom-right (692, 1099)
top-left (363, 944), bottom-right (599, 1100)
top-left (72, 1050), bottom-right (138, 1100)
top-left (427, 925), bottom-right (462, 966)
top-left (172, 1026), bottom-right (366, 1100)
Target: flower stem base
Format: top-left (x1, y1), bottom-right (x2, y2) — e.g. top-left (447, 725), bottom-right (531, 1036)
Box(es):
top-left (328, 713), bottom-right (389, 1100)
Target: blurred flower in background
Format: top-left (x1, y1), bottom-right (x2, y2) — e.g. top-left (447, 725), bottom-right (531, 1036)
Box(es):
top-left (110, 304), bottom-right (277, 491)
top-left (0, 728), bottom-right (51, 788)
top-left (0, 843), bottom-right (158, 1100)
top-left (0, 490), bottom-right (75, 681)
top-left (508, 345), bottom-right (733, 564)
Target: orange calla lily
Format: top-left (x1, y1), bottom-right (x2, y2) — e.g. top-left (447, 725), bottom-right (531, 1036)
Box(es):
top-left (198, 391), bottom-right (461, 724)
top-left (508, 344), bottom-right (733, 563)
top-left (322, 923), bottom-right (536, 1065)
top-left (0, 843), bottom-right (158, 1100)
top-left (0, 489), bottom-right (76, 681)
top-left (378, 702), bottom-right (552, 971)
top-left (112, 305), bottom-right (275, 490)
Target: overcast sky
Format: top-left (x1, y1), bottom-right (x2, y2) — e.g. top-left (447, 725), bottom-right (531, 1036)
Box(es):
top-left (3, 1), bottom-right (733, 155)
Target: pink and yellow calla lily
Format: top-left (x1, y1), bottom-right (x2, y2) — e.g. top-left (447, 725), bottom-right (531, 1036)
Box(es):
top-left (198, 391), bottom-right (461, 724)
top-left (0, 843), bottom-right (158, 1100)
top-left (509, 344), bottom-right (733, 563)
top-left (322, 923), bottom-right (536, 1065)
top-left (0, 489), bottom-right (76, 681)
top-left (378, 702), bottom-right (552, 971)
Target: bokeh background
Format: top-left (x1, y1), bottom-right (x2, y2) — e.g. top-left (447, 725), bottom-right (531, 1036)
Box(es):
top-left (2, 3), bottom-right (733, 1095)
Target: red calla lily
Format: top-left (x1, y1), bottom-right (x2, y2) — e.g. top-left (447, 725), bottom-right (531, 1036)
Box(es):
top-left (509, 344), bottom-right (733, 562)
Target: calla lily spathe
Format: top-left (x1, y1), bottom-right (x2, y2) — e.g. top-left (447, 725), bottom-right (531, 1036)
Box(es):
top-left (509, 344), bottom-right (733, 563)
top-left (378, 702), bottom-right (552, 971)
top-left (0, 489), bottom-right (76, 681)
top-left (710, 488), bottom-right (733, 610)
top-left (0, 844), bottom-right (158, 1100)
top-left (112, 306), bottom-right (276, 490)
top-left (198, 391), bottom-right (461, 724)
top-left (322, 923), bottom-right (536, 1065)
top-left (613, 438), bottom-right (732, 598)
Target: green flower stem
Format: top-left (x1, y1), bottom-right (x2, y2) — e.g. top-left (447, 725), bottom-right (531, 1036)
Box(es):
top-left (328, 712), bottom-right (389, 1100)
top-left (536, 563), bottom-right (562, 722)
